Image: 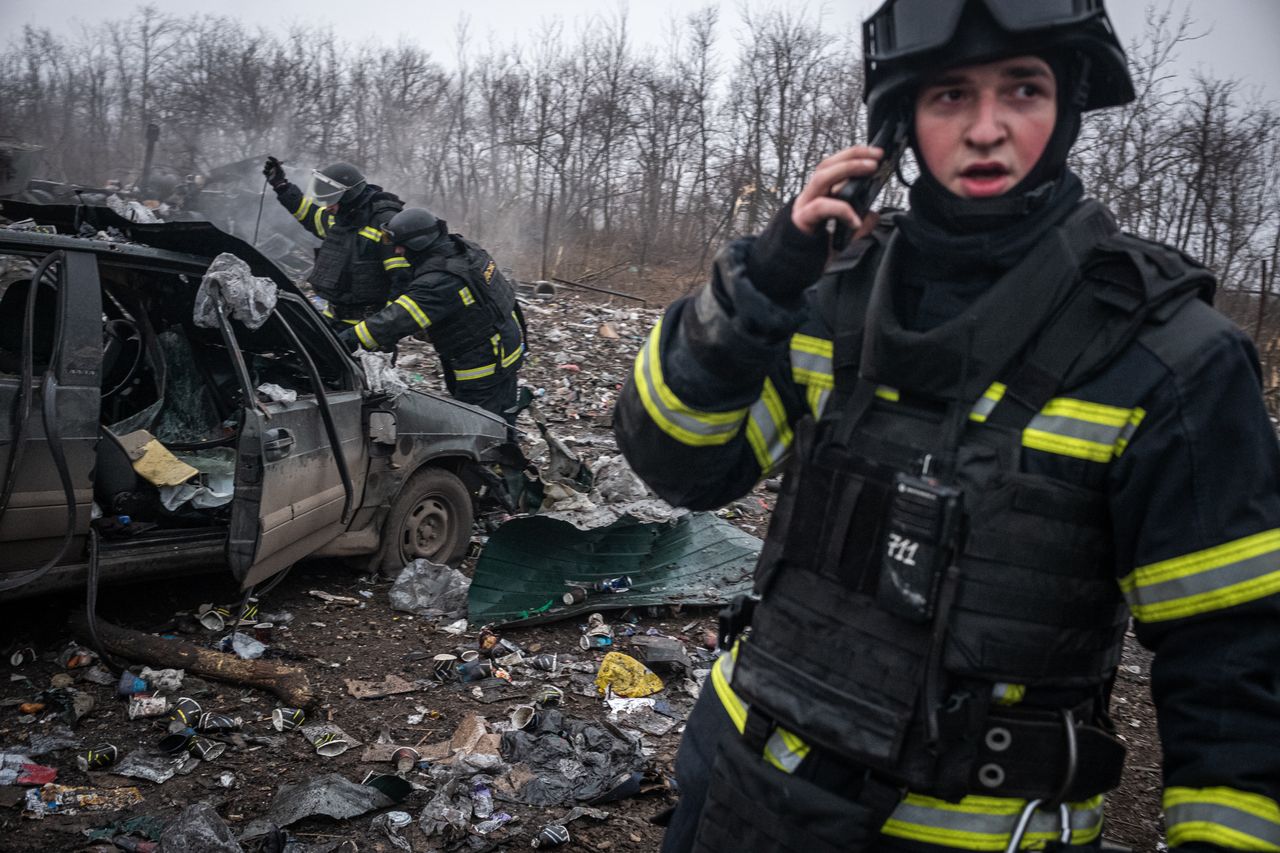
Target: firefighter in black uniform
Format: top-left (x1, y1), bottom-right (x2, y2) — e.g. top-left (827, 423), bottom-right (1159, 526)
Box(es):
top-left (614, 1), bottom-right (1280, 851)
top-left (262, 157), bottom-right (411, 330)
top-left (335, 207), bottom-right (525, 422)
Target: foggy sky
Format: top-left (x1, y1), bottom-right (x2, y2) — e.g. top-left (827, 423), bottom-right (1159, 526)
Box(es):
top-left (4, 0), bottom-right (1277, 101)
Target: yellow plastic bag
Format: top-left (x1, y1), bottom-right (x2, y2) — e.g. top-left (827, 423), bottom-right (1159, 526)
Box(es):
top-left (594, 651), bottom-right (664, 698)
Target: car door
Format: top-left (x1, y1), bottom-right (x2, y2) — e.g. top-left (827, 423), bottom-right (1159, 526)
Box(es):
top-left (223, 292), bottom-right (367, 588)
top-left (0, 248), bottom-right (102, 586)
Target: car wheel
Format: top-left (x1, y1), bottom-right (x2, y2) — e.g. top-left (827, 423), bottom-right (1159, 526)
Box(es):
top-left (378, 467), bottom-right (473, 574)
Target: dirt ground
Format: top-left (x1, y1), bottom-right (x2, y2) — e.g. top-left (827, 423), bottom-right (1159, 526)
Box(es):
top-left (0, 288), bottom-right (1168, 852)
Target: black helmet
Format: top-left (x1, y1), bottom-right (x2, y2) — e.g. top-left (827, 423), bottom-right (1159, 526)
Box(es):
top-left (306, 161), bottom-right (366, 207)
top-left (382, 207), bottom-right (444, 252)
top-left (863, 0), bottom-right (1135, 139)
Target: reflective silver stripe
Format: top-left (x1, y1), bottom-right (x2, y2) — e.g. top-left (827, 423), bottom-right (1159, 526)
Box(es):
top-left (1166, 788), bottom-right (1280, 850)
top-left (293, 197), bottom-right (313, 221)
top-left (712, 652), bottom-right (809, 773)
top-left (395, 294), bottom-right (430, 328)
top-left (744, 377), bottom-right (792, 475)
top-left (883, 795), bottom-right (1104, 850)
top-left (969, 383), bottom-right (1006, 423)
top-left (790, 350), bottom-right (833, 389)
top-left (1022, 398), bottom-right (1146, 463)
top-left (632, 322), bottom-right (747, 446)
top-left (1120, 529), bottom-right (1280, 622)
top-left (455, 362), bottom-right (497, 381)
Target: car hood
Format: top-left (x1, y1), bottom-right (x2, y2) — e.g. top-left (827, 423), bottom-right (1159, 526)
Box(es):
top-left (0, 199), bottom-right (300, 295)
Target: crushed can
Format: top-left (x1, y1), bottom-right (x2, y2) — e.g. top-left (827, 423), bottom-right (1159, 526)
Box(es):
top-left (593, 576), bottom-right (633, 593)
top-left (127, 694), bottom-right (169, 720)
top-left (77, 744), bottom-right (119, 771)
top-left (579, 634), bottom-right (613, 650)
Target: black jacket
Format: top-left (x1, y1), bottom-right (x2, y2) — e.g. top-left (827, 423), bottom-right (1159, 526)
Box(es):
top-left (615, 217), bottom-right (1280, 850)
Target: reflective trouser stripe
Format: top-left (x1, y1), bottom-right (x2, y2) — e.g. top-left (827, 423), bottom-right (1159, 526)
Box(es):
top-left (1120, 528), bottom-right (1280, 622)
top-left (394, 294), bottom-right (430, 328)
top-left (882, 795), bottom-right (1104, 850)
top-left (354, 321), bottom-right (378, 349)
top-left (712, 647), bottom-right (1104, 850)
top-left (632, 320), bottom-right (747, 446)
top-left (455, 362), bottom-right (496, 381)
top-left (1165, 787), bottom-right (1280, 850)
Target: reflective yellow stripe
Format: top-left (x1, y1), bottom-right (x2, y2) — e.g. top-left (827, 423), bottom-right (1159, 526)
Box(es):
top-left (313, 207), bottom-right (328, 237)
top-left (632, 320), bottom-right (748, 446)
top-left (1020, 398), bottom-right (1146, 463)
top-left (744, 377), bottom-right (793, 475)
top-left (790, 334), bottom-right (834, 388)
top-left (459, 287), bottom-right (476, 306)
top-left (501, 342), bottom-right (524, 368)
top-left (354, 322), bottom-right (378, 349)
top-left (394, 294), bottom-right (430, 328)
top-left (969, 382), bottom-right (1007, 423)
top-left (483, 260), bottom-right (496, 283)
top-left (875, 385), bottom-right (900, 402)
top-left (1165, 788), bottom-right (1280, 851)
top-left (1120, 528), bottom-right (1280, 622)
top-left (805, 384), bottom-right (830, 419)
top-left (293, 197), bottom-right (313, 222)
top-left (358, 226), bottom-right (382, 241)
top-left (710, 651), bottom-right (810, 773)
top-left (383, 256), bottom-right (412, 271)
top-left (455, 362), bottom-right (497, 381)
top-left (883, 794), bottom-right (1104, 850)
top-left (991, 682), bottom-right (1025, 706)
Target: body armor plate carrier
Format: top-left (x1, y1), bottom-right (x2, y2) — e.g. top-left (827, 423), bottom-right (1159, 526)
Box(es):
top-left (415, 235), bottom-right (519, 358)
top-left (727, 201), bottom-right (1215, 803)
top-left (311, 195), bottom-right (403, 306)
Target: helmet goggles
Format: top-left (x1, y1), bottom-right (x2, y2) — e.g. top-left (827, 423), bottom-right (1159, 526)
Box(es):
top-left (306, 169), bottom-right (353, 208)
top-left (865, 0), bottom-right (1109, 63)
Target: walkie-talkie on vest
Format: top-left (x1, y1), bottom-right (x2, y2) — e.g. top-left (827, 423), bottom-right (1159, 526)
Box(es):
top-left (829, 111), bottom-right (910, 252)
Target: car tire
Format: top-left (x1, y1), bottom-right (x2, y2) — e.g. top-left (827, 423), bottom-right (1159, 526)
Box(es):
top-left (378, 467), bottom-right (473, 575)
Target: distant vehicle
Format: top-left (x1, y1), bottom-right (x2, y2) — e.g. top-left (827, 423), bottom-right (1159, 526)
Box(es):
top-left (0, 201), bottom-right (529, 598)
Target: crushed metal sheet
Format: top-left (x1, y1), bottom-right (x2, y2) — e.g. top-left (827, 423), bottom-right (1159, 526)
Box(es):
top-left (468, 512), bottom-right (760, 626)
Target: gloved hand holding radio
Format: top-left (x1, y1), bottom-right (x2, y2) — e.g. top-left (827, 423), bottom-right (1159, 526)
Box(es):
top-left (746, 145), bottom-right (883, 305)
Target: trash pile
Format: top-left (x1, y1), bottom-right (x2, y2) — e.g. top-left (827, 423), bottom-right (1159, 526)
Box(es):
top-left (0, 289), bottom-right (779, 851)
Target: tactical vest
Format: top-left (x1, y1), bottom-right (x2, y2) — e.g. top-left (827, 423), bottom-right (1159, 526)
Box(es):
top-left (416, 235), bottom-right (519, 358)
top-left (311, 195), bottom-right (402, 305)
top-left (726, 201), bottom-right (1215, 803)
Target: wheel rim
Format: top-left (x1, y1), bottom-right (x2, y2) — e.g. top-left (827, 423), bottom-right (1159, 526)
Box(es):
top-left (401, 494), bottom-right (453, 562)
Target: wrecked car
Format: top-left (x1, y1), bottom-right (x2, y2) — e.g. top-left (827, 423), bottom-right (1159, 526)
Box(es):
top-left (0, 201), bottom-right (527, 598)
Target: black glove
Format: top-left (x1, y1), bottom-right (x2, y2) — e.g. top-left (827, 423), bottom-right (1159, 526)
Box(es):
top-left (336, 326), bottom-right (362, 354)
top-left (263, 156), bottom-right (287, 189)
top-left (745, 200), bottom-right (830, 306)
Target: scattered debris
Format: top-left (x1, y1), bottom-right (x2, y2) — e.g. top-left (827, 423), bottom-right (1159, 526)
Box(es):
top-left (596, 653), bottom-right (664, 698)
top-left (388, 559), bottom-right (471, 620)
top-left (240, 774), bottom-right (394, 838)
top-left (158, 802), bottom-right (244, 852)
top-left (344, 674), bottom-right (420, 700)
top-left (469, 512), bottom-right (759, 626)
top-left (24, 784), bottom-right (145, 818)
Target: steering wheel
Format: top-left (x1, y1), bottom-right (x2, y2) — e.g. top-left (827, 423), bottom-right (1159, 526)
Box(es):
top-left (102, 318), bottom-right (144, 398)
